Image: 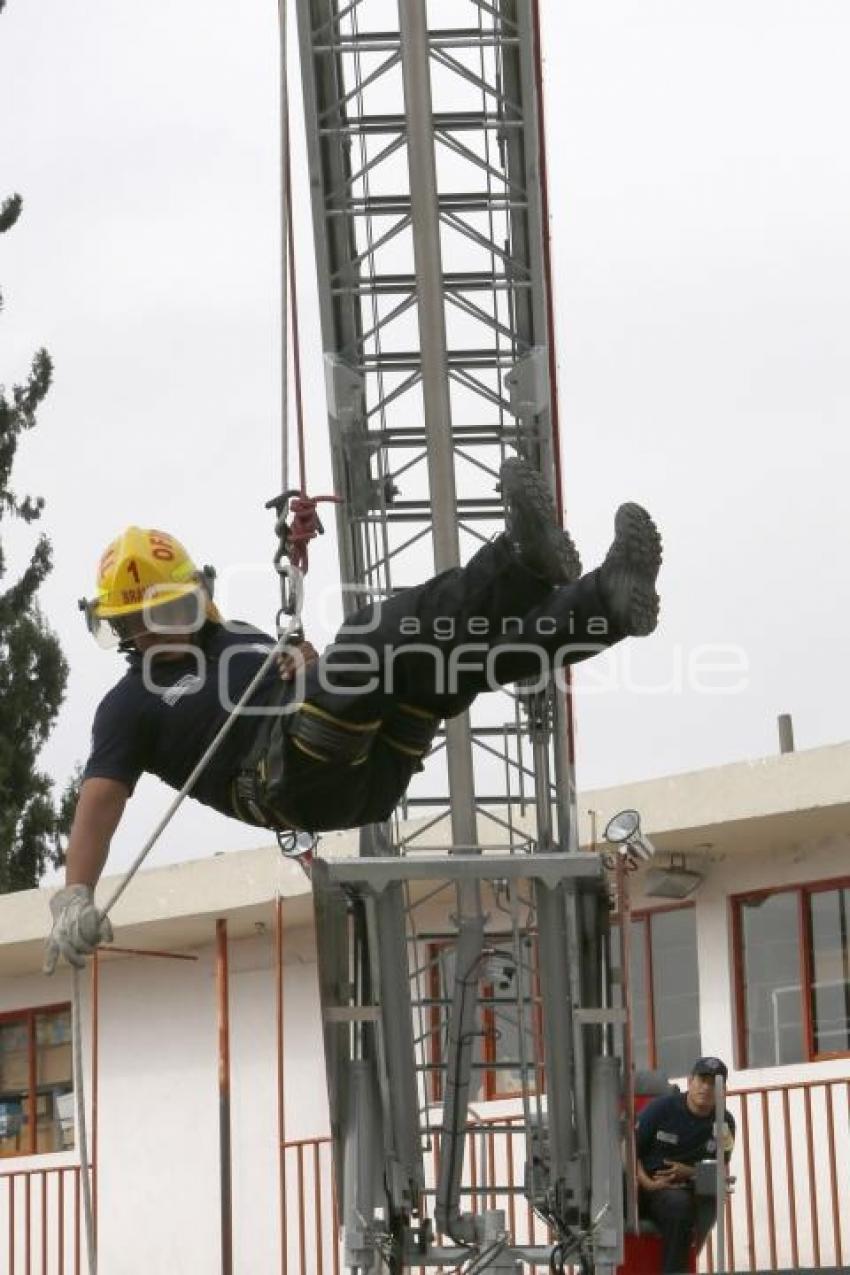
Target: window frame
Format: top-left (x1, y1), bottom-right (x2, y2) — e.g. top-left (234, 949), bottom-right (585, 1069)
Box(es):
top-left (732, 875), bottom-right (850, 1069)
top-left (0, 1001), bottom-right (73, 1159)
top-left (486, 937), bottom-right (544, 1102)
top-left (427, 937), bottom-right (543, 1103)
top-left (611, 900), bottom-right (700, 1074)
top-left (426, 902), bottom-right (700, 1099)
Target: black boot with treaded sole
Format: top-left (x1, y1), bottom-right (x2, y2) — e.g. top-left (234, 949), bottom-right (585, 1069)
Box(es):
top-left (499, 458), bottom-right (582, 585)
top-left (599, 502), bottom-right (662, 636)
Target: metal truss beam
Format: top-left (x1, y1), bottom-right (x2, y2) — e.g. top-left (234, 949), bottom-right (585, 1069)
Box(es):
top-left (295, 2), bottom-right (620, 1271)
top-left (297, 0), bottom-right (571, 843)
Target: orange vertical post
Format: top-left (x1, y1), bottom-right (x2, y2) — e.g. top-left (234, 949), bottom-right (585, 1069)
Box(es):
top-left (216, 919), bottom-right (233, 1275)
top-left (276, 896), bottom-right (288, 1275)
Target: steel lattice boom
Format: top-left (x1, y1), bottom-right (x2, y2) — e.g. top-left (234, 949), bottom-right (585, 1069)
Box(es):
top-left (296, 3), bottom-right (625, 1272)
top-left (296, 0), bottom-right (577, 855)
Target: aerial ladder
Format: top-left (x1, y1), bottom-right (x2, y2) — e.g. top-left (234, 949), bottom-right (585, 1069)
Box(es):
top-left (293, 2), bottom-right (627, 1270)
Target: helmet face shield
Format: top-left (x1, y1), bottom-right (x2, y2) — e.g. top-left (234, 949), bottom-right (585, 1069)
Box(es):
top-left (136, 586), bottom-right (206, 636)
top-left (81, 582), bottom-right (207, 649)
top-left (79, 600), bottom-right (123, 650)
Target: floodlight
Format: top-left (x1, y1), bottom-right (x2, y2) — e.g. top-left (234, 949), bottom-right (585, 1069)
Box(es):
top-left (643, 859), bottom-right (704, 900)
top-left (604, 809), bottom-right (641, 844)
top-left (603, 809), bottom-right (657, 865)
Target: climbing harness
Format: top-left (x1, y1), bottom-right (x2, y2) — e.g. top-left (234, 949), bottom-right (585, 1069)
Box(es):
top-left (289, 703), bottom-right (381, 764)
top-left (379, 702), bottom-right (441, 763)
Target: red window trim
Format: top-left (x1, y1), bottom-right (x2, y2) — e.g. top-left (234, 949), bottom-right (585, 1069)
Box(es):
top-left (731, 875), bottom-right (850, 1069)
top-left (0, 1003), bottom-right (72, 1160)
top-left (430, 901), bottom-right (700, 1099)
top-left (611, 900), bottom-right (698, 1071)
top-left (427, 942), bottom-right (445, 1106)
top-left (427, 937), bottom-right (543, 1103)
top-left (487, 937), bottom-right (544, 1102)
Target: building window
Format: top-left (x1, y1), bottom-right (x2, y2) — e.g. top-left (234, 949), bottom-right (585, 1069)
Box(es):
top-left (735, 880), bottom-right (850, 1067)
top-left (0, 1005), bottom-right (74, 1158)
top-left (612, 904), bottom-right (701, 1078)
top-left (427, 938), bottom-right (542, 1102)
top-left (809, 885), bottom-right (850, 1054)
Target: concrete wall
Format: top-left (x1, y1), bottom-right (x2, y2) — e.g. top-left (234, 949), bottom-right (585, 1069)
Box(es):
top-left (0, 917), bottom-right (329, 1274)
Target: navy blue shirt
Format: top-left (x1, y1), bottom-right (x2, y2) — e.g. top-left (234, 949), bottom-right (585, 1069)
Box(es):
top-left (636, 1091), bottom-right (736, 1174)
top-left (83, 621), bottom-right (283, 816)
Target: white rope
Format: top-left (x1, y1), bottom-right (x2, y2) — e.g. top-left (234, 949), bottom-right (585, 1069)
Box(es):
top-left (100, 614), bottom-right (300, 919)
top-left (279, 0), bottom-right (290, 494)
top-left (72, 968), bottom-right (96, 1274)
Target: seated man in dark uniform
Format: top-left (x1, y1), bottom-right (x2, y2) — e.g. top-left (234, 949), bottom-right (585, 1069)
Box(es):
top-left (636, 1056), bottom-right (735, 1275)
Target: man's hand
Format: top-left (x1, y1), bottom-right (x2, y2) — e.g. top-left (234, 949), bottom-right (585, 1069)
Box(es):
top-left (638, 1162), bottom-right (687, 1192)
top-left (662, 1159), bottom-right (696, 1185)
top-left (43, 885), bottom-right (114, 975)
top-left (276, 639), bottom-right (319, 683)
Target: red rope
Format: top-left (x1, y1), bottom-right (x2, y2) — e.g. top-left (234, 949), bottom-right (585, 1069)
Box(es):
top-left (281, 96), bottom-right (342, 574)
top-left (284, 102), bottom-right (308, 496)
top-left (284, 495), bottom-right (340, 574)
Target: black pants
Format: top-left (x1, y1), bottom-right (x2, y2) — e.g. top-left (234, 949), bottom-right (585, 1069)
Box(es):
top-left (639, 1187), bottom-right (716, 1274)
top-left (248, 535), bottom-right (624, 831)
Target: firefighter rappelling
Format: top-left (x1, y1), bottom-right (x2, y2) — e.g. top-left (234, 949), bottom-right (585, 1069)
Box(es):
top-left (46, 469), bottom-right (661, 959)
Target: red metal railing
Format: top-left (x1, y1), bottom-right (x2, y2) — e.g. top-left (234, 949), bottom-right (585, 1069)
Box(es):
top-left (280, 1074), bottom-right (850, 1275)
top-left (281, 1138), bottom-right (338, 1275)
top-left (699, 1075), bottom-right (850, 1272)
top-left (0, 1164), bottom-right (88, 1274)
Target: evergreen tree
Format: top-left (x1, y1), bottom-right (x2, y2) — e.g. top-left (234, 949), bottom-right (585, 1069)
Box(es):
top-left (0, 190), bottom-right (73, 892)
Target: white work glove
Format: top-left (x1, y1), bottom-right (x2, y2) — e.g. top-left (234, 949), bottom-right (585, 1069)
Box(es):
top-left (43, 885), bottom-right (113, 975)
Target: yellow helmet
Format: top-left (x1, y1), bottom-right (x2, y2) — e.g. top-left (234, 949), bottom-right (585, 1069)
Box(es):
top-left (80, 526), bottom-right (219, 648)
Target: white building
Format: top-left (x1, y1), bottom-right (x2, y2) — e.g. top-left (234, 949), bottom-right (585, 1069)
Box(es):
top-left (2, 740), bottom-right (849, 1273)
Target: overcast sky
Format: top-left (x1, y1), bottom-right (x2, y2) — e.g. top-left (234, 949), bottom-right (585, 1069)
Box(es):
top-left (2, 0), bottom-right (849, 878)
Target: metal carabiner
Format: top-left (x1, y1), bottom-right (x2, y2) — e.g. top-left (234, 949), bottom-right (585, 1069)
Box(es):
top-left (274, 559), bottom-right (304, 642)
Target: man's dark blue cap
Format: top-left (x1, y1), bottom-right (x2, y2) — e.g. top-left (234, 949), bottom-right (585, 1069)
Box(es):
top-left (691, 1056), bottom-right (728, 1079)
